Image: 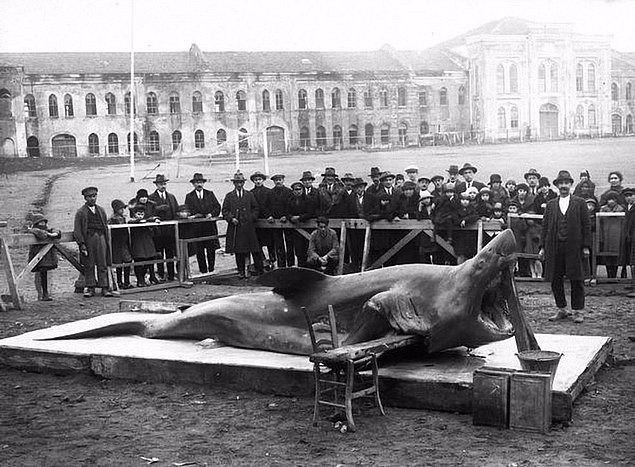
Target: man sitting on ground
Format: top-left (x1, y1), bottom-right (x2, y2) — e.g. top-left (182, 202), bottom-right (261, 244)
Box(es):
top-left (307, 216), bottom-right (339, 275)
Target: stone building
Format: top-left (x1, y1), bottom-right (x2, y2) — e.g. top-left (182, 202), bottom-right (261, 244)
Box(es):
top-left (0, 17), bottom-right (633, 158)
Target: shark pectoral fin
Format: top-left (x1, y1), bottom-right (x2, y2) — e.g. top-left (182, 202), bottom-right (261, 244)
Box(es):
top-left (363, 290), bottom-right (431, 336)
top-left (344, 299), bottom-right (393, 345)
top-left (256, 267), bottom-right (333, 296)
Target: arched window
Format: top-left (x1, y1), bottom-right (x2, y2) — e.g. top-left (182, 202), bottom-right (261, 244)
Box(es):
top-left (331, 88), bottom-right (341, 108)
top-left (538, 64), bottom-right (546, 93)
top-left (550, 63), bottom-right (558, 92)
top-left (420, 121), bottom-right (429, 134)
top-left (576, 63), bottom-right (584, 92)
top-left (575, 105), bottom-right (584, 129)
top-left (0, 89), bottom-right (11, 118)
top-left (125, 92), bottom-right (135, 115)
top-left (457, 86), bottom-right (466, 106)
top-left (418, 90), bottom-right (427, 107)
top-left (588, 104), bottom-right (596, 127)
top-left (365, 123), bottom-right (374, 145)
top-left (626, 114), bottom-right (633, 134)
top-left (275, 89), bottom-right (284, 110)
top-left (497, 64), bottom-right (505, 94)
top-left (26, 136), bottom-right (40, 157)
top-left (497, 107), bottom-right (506, 129)
top-left (88, 133), bottom-right (99, 155)
top-left (397, 87), bottom-right (406, 107)
top-left (172, 130), bottom-right (182, 150)
top-left (126, 132), bottom-right (139, 153)
top-left (315, 89), bottom-right (324, 109)
top-left (85, 93), bottom-right (97, 116)
top-left (347, 88), bottom-right (357, 108)
top-left (239, 128), bottom-right (249, 151)
top-left (612, 83), bottom-right (619, 101)
top-left (146, 92), bottom-right (157, 115)
top-left (64, 94), bottom-right (74, 117)
top-left (262, 90), bottom-right (270, 111)
top-left (194, 129), bottom-right (205, 149)
top-left (24, 94), bottom-right (36, 117)
top-left (349, 125), bottom-right (358, 146)
top-left (192, 91), bottom-right (203, 113)
top-left (108, 133), bottom-right (119, 154)
top-left (398, 122), bottom-right (408, 146)
top-left (380, 124), bottom-right (390, 144)
top-left (215, 91), bottom-right (225, 112)
top-left (299, 126), bottom-right (310, 148)
top-left (510, 106), bottom-right (518, 129)
top-left (439, 88), bottom-right (447, 106)
top-left (298, 89), bottom-right (308, 109)
top-left (216, 129), bottom-right (227, 145)
top-left (379, 89), bottom-right (388, 108)
top-left (106, 93), bottom-right (116, 115)
top-left (316, 126), bottom-right (326, 147)
top-left (236, 91), bottom-right (247, 111)
top-left (169, 92), bottom-right (180, 114)
top-left (48, 94), bottom-right (58, 118)
top-left (626, 82), bottom-right (632, 101)
top-left (509, 64), bottom-right (518, 93)
top-left (333, 125), bottom-right (343, 148)
top-left (587, 63), bottom-right (596, 92)
top-left (364, 89), bottom-right (373, 108)
top-left (148, 131), bottom-right (160, 153)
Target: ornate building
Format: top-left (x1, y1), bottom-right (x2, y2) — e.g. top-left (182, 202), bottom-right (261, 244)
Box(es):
top-left (0, 17), bottom-right (633, 158)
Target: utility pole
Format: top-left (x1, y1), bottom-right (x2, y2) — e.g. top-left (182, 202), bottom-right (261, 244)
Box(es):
top-left (129, 0), bottom-right (135, 182)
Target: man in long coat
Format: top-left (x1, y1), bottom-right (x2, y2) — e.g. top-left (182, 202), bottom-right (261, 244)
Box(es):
top-left (539, 170), bottom-right (591, 323)
top-left (74, 186), bottom-right (112, 297)
top-left (223, 171), bottom-right (264, 278)
top-left (184, 173), bottom-right (221, 274)
top-left (148, 174), bottom-right (179, 281)
top-left (250, 171), bottom-right (274, 267)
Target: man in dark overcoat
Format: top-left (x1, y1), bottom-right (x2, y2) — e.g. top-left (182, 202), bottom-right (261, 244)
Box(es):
top-left (539, 170), bottom-right (591, 323)
top-left (318, 167), bottom-right (343, 215)
top-left (287, 181), bottom-right (314, 267)
top-left (223, 171), bottom-right (264, 278)
top-left (148, 174), bottom-right (179, 281)
top-left (455, 162), bottom-right (485, 194)
top-left (250, 171), bottom-right (274, 267)
top-left (184, 173), bottom-right (221, 274)
top-left (74, 186), bottom-right (113, 297)
top-left (268, 174), bottom-right (295, 267)
top-left (348, 178), bottom-right (367, 270)
top-left (301, 171), bottom-right (325, 216)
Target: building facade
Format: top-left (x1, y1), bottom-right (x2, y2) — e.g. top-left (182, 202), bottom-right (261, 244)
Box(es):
top-left (1, 18), bottom-right (634, 158)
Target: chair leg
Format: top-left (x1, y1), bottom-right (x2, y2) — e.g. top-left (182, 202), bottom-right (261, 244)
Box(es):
top-left (372, 355), bottom-right (386, 416)
top-left (312, 364), bottom-right (320, 426)
top-left (345, 360), bottom-right (356, 432)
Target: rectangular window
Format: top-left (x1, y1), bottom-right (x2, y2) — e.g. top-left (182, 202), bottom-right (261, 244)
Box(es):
top-left (397, 88), bottom-right (407, 107)
top-left (418, 91), bottom-right (427, 107)
top-left (192, 99), bottom-right (203, 113)
top-left (364, 90), bottom-right (373, 108)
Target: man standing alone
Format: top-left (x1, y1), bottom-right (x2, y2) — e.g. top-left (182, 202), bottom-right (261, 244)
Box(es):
top-left (539, 170), bottom-right (591, 323)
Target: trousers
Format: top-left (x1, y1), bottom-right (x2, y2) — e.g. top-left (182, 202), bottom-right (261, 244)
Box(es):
top-left (551, 241), bottom-right (585, 310)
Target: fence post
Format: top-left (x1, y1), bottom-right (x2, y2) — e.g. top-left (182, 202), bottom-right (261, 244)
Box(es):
top-left (360, 226), bottom-right (371, 272)
top-left (337, 220), bottom-right (347, 276)
top-left (0, 237), bottom-right (23, 309)
top-left (476, 220), bottom-right (483, 252)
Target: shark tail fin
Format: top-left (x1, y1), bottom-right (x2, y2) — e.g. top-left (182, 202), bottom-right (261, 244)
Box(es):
top-left (35, 314), bottom-right (151, 341)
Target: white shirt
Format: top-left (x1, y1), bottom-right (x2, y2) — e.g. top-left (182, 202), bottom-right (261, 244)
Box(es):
top-left (197, 190), bottom-right (203, 199)
top-left (558, 195), bottom-right (570, 215)
top-left (88, 206), bottom-right (96, 214)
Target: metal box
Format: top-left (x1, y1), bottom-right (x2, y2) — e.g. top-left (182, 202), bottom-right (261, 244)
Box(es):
top-left (509, 371), bottom-right (552, 433)
top-left (472, 367), bottom-right (513, 428)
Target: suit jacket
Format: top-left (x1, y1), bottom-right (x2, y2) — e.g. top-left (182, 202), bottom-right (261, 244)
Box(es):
top-left (269, 186), bottom-right (293, 219)
top-left (251, 185), bottom-right (272, 219)
top-left (74, 203), bottom-right (111, 265)
top-left (456, 180), bottom-right (486, 194)
top-left (149, 190), bottom-right (179, 237)
top-left (222, 189), bottom-right (260, 253)
top-left (184, 188), bottom-right (221, 248)
top-left (329, 189), bottom-right (356, 218)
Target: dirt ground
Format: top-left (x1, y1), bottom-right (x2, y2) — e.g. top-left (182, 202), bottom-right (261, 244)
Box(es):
top-left (0, 143), bottom-right (634, 466)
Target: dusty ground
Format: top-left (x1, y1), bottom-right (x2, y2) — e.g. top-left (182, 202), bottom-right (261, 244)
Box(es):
top-left (0, 140), bottom-right (634, 465)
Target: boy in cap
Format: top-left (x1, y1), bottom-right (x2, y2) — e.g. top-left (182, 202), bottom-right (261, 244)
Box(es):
top-left (307, 216), bottom-right (339, 275)
top-left (148, 174), bottom-right (179, 282)
top-left (446, 165), bottom-right (459, 184)
top-left (532, 177), bottom-right (557, 215)
top-left (108, 199), bottom-right (133, 289)
top-left (74, 187), bottom-right (113, 297)
top-left (573, 170), bottom-right (596, 198)
top-left (28, 214), bottom-right (61, 301)
top-left (505, 180), bottom-right (517, 200)
top-left (477, 187), bottom-right (493, 219)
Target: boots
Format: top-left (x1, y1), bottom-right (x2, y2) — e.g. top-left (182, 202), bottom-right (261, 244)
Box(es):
top-left (572, 310), bottom-right (584, 324)
top-left (548, 308), bottom-right (569, 321)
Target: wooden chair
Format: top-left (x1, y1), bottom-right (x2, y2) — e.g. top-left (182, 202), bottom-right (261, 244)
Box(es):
top-left (301, 305), bottom-right (385, 432)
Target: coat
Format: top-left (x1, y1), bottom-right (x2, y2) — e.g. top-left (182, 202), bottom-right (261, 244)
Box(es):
top-left (74, 203), bottom-right (111, 266)
top-left (128, 219), bottom-right (157, 259)
top-left (269, 186), bottom-right (293, 219)
top-left (456, 180), bottom-right (486, 194)
top-left (148, 190), bottom-right (179, 239)
top-left (540, 195), bottom-right (591, 281)
top-left (329, 189), bottom-right (356, 218)
top-left (184, 188), bottom-right (221, 250)
top-left (222, 189), bottom-right (260, 254)
top-left (621, 203), bottom-right (635, 266)
top-left (28, 227), bottom-right (60, 271)
top-left (108, 213), bottom-right (132, 263)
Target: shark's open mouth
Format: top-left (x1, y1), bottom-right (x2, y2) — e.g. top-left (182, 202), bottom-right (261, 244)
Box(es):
top-left (477, 270), bottom-right (515, 338)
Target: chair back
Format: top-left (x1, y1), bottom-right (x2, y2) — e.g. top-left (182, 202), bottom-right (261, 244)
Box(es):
top-left (301, 305), bottom-right (340, 353)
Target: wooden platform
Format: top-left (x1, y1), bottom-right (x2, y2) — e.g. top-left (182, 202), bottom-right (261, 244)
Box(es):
top-left (0, 318), bottom-right (612, 422)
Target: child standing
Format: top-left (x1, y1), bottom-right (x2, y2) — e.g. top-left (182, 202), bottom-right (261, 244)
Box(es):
top-left (584, 198), bottom-right (598, 284)
top-left (129, 205), bottom-right (159, 287)
top-left (108, 199), bottom-right (133, 289)
top-left (28, 214), bottom-right (61, 301)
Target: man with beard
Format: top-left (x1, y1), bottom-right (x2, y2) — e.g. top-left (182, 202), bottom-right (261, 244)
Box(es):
top-left (539, 170), bottom-right (591, 323)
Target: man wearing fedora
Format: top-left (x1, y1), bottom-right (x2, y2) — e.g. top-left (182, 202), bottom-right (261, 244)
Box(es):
top-left (184, 173), bottom-right (221, 275)
top-left (148, 174), bottom-right (179, 281)
top-left (250, 171), bottom-right (274, 268)
top-left (366, 167), bottom-right (383, 198)
top-left (539, 170), bottom-right (591, 323)
top-left (330, 172), bottom-right (356, 218)
top-left (524, 168), bottom-right (541, 197)
top-left (318, 167), bottom-right (343, 215)
top-left (223, 171), bottom-right (264, 278)
top-left (300, 170), bottom-right (324, 217)
top-left (74, 186), bottom-right (113, 297)
top-left (456, 163), bottom-right (485, 194)
top-left (446, 165), bottom-right (460, 184)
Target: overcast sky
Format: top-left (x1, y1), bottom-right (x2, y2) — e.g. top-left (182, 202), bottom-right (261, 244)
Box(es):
top-left (0, 0), bottom-right (633, 53)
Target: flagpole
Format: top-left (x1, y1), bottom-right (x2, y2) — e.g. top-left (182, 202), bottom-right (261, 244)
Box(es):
top-left (129, 0), bottom-right (135, 182)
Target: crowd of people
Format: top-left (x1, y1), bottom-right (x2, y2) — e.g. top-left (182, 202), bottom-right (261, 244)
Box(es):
top-left (27, 163), bottom-right (635, 303)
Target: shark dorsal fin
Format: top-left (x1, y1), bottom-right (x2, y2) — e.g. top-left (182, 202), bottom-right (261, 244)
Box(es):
top-left (257, 267), bottom-right (331, 294)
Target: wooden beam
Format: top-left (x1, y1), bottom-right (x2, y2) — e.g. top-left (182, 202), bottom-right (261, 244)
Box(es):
top-left (368, 228), bottom-right (423, 270)
top-left (296, 229), bottom-right (311, 241)
top-left (337, 220), bottom-right (346, 276)
top-left (310, 334), bottom-right (425, 364)
top-left (53, 244), bottom-right (83, 273)
top-left (0, 238), bottom-right (22, 309)
top-left (15, 243), bottom-right (54, 286)
top-left (360, 226), bottom-right (371, 272)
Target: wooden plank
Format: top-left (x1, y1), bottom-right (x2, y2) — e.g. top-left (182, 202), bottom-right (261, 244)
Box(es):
top-left (368, 228), bottom-right (423, 270)
top-left (472, 367), bottom-right (512, 428)
top-left (116, 281), bottom-right (182, 295)
top-left (118, 299), bottom-right (192, 313)
top-left (296, 229), bottom-right (311, 241)
top-left (502, 268), bottom-right (539, 352)
top-left (477, 220), bottom-right (483, 252)
top-left (360, 226), bottom-right (371, 272)
top-left (4, 231), bottom-right (75, 247)
top-left (54, 244), bottom-right (83, 273)
top-left (310, 334), bottom-right (424, 364)
top-left (337, 221), bottom-right (346, 276)
top-left (509, 372), bottom-right (552, 433)
top-left (14, 243), bottom-right (54, 286)
top-left (0, 238), bottom-right (22, 309)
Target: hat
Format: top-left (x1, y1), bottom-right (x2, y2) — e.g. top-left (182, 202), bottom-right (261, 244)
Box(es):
top-left (111, 199), bottom-right (126, 211)
top-left (81, 186), bottom-right (98, 196)
top-left (489, 174), bottom-right (502, 184)
top-left (316, 216), bottom-right (329, 225)
top-left (516, 183), bottom-right (529, 192)
top-left (290, 181), bottom-right (304, 190)
top-left (443, 182), bottom-right (456, 193)
top-left (271, 174), bottom-right (285, 181)
top-left (420, 190), bottom-right (433, 199)
top-left (353, 177), bottom-right (367, 187)
top-left (458, 163), bottom-right (477, 175)
top-left (404, 165), bottom-right (419, 174)
top-left (231, 171), bottom-right (247, 182)
top-left (431, 175), bottom-right (444, 182)
top-left (524, 168), bottom-right (541, 180)
top-left (250, 171), bottom-right (268, 182)
top-left (508, 200), bottom-right (521, 208)
top-left (447, 165), bottom-right (459, 175)
top-left (321, 167), bottom-right (337, 177)
top-left (189, 173), bottom-right (207, 183)
top-left (538, 177), bottom-right (550, 188)
top-left (479, 186), bottom-right (491, 194)
top-left (505, 179), bottom-right (517, 186)
top-left (417, 176), bottom-right (430, 183)
top-left (579, 170), bottom-right (590, 178)
top-left (31, 213), bottom-right (48, 225)
top-left (153, 174), bottom-right (169, 184)
top-left (341, 172), bottom-right (355, 182)
top-left (585, 198), bottom-right (598, 206)
top-left (402, 181), bottom-right (417, 191)
top-left (131, 205), bottom-right (146, 214)
top-left (396, 174), bottom-right (405, 181)
top-left (300, 171), bottom-right (315, 181)
top-left (553, 170), bottom-right (574, 186)
top-left (622, 187), bottom-right (635, 197)
top-left (492, 202), bottom-right (504, 211)
top-left (369, 167), bottom-right (381, 177)
top-left (136, 189), bottom-right (149, 198)
top-left (379, 171), bottom-right (395, 181)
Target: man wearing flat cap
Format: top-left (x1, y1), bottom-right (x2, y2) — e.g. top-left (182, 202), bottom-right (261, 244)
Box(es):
top-left (184, 173), bottom-right (221, 275)
top-left (539, 170), bottom-right (591, 323)
top-left (74, 187), bottom-right (113, 297)
top-left (456, 163), bottom-right (485, 194)
top-left (306, 216), bottom-right (339, 275)
top-left (404, 165), bottom-right (419, 183)
top-left (148, 174), bottom-right (179, 281)
top-left (250, 171), bottom-right (275, 268)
